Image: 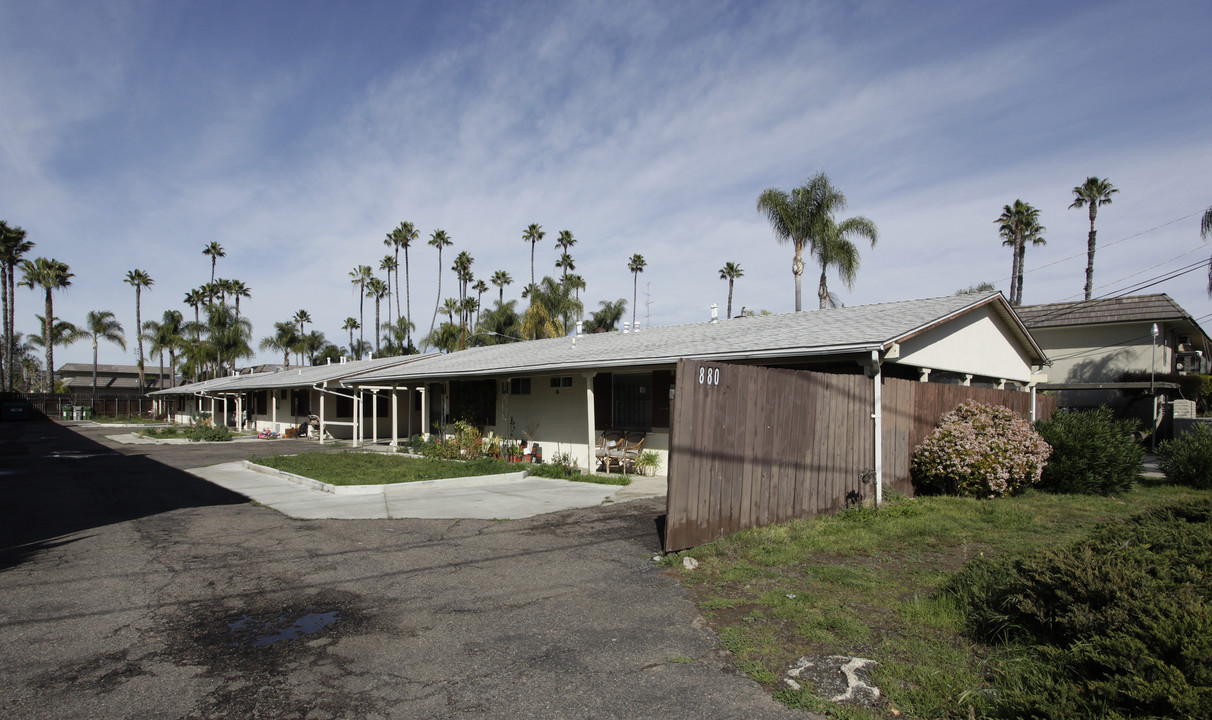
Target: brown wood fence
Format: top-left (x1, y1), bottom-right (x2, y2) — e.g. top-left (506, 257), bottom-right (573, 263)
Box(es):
top-left (665, 360), bottom-right (1056, 551)
top-left (22, 394), bottom-right (158, 419)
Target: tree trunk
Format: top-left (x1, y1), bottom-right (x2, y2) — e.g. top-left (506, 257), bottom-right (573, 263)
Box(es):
top-left (818, 267), bottom-right (829, 311)
top-left (1084, 206), bottom-right (1098, 301)
top-left (1015, 238), bottom-right (1026, 306)
top-left (1008, 238), bottom-right (1022, 306)
top-left (92, 338), bottom-right (98, 407)
top-left (374, 298), bottom-right (381, 355)
top-left (44, 290), bottom-right (53, 392)
top-left (404, 248), bottom-right (411, 348)
top-left (726, 281), bottom-right (734, 319)
top-left (792, 244), bottom-right (804, 312)
top-left (1, 265), bottom-right (7, 392)
top-left (428, 252), bottom-right (442, 345)
top-left (135, 286), bottom-right (145, 394)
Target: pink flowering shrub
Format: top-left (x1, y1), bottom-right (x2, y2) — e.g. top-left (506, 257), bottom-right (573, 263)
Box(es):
top-left (911, 401), bottom-right (1051, 498)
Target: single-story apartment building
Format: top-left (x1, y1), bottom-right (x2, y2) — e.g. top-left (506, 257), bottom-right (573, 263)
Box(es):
top-left (58, 363), bottom-right (174, 395)
top-left (342, 291), bottom-right (1048, 473)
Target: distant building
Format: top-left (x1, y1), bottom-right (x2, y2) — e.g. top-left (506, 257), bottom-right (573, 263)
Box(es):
top-left (56, 363), bottom-right (175, 396)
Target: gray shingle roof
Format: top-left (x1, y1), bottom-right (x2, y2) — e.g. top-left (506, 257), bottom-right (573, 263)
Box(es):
top-left (349, 292), bottom-right (1043, 384)
top-left (1016, 294), bottom-right (1194, 329)
top-left (150, 355), bottom-right (435, 395)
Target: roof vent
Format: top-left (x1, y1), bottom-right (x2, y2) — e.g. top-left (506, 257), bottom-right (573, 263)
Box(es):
top-left (634, 321), bottom-right (641, 333)
top-left (623, 322), bottom-right (630, 334)
top-left (710, 303), bottom-right (719, 323)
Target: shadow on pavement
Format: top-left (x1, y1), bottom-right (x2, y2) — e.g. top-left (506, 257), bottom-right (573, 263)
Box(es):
top-left (0, 420), bottom-right (247, 571)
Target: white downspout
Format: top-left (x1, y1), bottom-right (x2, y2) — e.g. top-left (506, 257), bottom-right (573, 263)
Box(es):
top-left (871, 350), bottom-right (883, 507)
top-left (391, 386), bottom-right (399, 449)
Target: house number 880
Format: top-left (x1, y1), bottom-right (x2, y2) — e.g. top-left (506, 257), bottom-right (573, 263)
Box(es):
top-left (698, 367), bottom-right (720, 386)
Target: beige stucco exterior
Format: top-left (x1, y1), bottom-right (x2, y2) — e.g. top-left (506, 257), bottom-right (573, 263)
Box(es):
top-left (894, 305), bottom-right (1038, 384)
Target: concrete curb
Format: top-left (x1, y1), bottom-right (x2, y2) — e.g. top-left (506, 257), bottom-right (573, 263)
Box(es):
top-left (241, 460), bottom-right (531, 496)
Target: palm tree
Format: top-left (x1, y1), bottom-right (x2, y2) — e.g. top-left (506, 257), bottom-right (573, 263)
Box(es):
top-left (555, 230), bottom-right (576, 280)
top-left (202, 242), bottom-right (225, 284)
top-left (153, 310), bottom-right (184, 388)
top-left (124, 269), bottom-right (154, 393)
top-left (441, 297), bottom-right (460, 326)
top-left (996, 200), bottom-right (1047, 306)
top-left (523, 223), bottom-right (545, 289)
top-left (379, 254), bottom-right (398, 327)
top-left (584, 298), bottom-right (627, 333)
top-left (757, 174), bottom-right (843, 312)
top-left (491, 270), bottom-right (513, 303)
top-left (812, 214), bottom-right (878, 310)
top-left (349, 264), bottom-right (373, 347)
top-left (29, 315), bottom-right (87, 391)
top-left (184, 288), bottom-right (205, 331)
top-left (386, 221), bottom-right (418, 348)
top-left (342, 317), bottom-right (360, 355)
top-left (380, 316), bottom-right (415, 355)
top-left (82, 310), bottom-right (126, 403)
top-left (628, 254), bottom-right (646, 328)
top-left (0, 221), bottom-right (34, 392)
top-left (206, 303), bottom-right (253, 377)
top-left (293, 309), bottom-right (312, 365)
top-left (718, 262), bottom-right (743, 319)
top-left (452, 250), bottom-right (474, 337)
top-left (19, 257), bottom-right (73, 391)
top-left (476, 300), bottom-right (522, 345)
top-left (366, 277), bottom-right (389, 355)
top-left (472, 279), bottom-right (489, 325)
top-left (1202, 206), bottom-right (1212, 296)
top-left (566, 274), bottom-right (586, 304)
top-left (1069, 177), bottom-right (1118, 301)
top-left (301, 330), bottom-right (327, 366)
top-left (260, 321), bottom-right (301, 366)
top-left (427, 229), bottom-right (453, 343)
top-left (349, 338), bottom-right (373, 360)
top-left (228, 279), bottom-right (251, 320)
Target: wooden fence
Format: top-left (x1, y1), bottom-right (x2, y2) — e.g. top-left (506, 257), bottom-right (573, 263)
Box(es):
top-left (664, 360), bottom-right (1056, 551)
top-left (21, 393), bottom-right (158, 419)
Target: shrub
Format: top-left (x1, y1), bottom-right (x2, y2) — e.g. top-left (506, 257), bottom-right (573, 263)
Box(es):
top-left (911, 401), bottom-right (1051, 498)
top-left (1157, 423), bottom-right (1212, 489)
top-left (187, 424), bottom-right (231, 442)
top-left (1033, 408), bottom-right (1143, 495)
top-left (941, 502), bottom-right (1212, 719)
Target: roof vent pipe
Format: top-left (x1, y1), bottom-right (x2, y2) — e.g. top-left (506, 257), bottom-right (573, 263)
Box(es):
top-left (623, 322), bottom-right (630, 334)
top-left (576, 320), bottom-right (583, 336)
top-left (634, 321), bottom-right (641, 333)
top-left (327, 357), bottom-right (331, 365)
top-left (710, 303), bottom-right (719, 323)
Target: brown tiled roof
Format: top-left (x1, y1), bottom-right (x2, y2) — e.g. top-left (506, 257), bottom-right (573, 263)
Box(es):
top-left (1015, 294), bottom-right (1192, 329)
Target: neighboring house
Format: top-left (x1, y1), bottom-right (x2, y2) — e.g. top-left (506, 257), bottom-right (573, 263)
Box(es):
top-left (1016, 294), bottom-right (1212, 410)
top-left (342, 291), bottom-right (1047, 472)
top-left (57, 363), bottom-right (174, 395)
top-left (151, 355), bottom-right (433, 435)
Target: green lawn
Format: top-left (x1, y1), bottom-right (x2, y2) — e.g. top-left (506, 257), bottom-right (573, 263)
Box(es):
top-left (251, 452), bottom-right (518, 485)
top-left (253, 451), bottom-right (632, 487)
top-left (665, 482), bottom-right (1211, 719)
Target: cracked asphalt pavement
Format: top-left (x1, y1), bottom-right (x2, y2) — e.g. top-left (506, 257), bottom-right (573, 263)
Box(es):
top-left (0, 421), bottom-right (810, 719)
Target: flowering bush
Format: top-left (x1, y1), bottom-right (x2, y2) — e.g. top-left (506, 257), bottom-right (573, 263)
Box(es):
top-left (911, 401), bottom-right (1051, 498)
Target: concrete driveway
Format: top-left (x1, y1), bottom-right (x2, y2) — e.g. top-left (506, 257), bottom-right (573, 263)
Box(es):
top-left (0, 421), bottom-right (811, 720)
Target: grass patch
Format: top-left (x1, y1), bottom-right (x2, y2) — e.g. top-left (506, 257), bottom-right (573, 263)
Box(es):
top-left (92, 415), bottom-right (162, 424)
top-left (251, 452), bottom-right (520, 485)
top-left (668, 485), bottom-right (1212, 718)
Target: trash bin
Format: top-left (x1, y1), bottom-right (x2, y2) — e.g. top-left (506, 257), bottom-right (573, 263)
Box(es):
top-left (82, 407), bottom-right (92, 420)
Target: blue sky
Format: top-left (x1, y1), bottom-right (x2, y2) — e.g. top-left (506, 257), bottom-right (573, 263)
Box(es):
top-left (2, 0), bottom-right (1210, 368)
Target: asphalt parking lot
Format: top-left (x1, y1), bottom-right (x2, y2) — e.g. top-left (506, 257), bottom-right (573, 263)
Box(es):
top-left (0, 421), bottom-right (810, 719)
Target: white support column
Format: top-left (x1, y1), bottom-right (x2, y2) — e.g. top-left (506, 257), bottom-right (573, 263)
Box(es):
top-left (918, 368), bottom-right (931, 383)
top-left (583, 372), bottom-right (597, 471)
top-left (235, 395), bottom-right (243, 431)
top-left (371, 391), bottom-right (379, 446)
top-left (871, 352), bottom-right (883, 507)
top-left (405, 386), bottom-right (412, 441)
top-left (961, 374), bottom-right (973, 387)
top-left (419, 387), bottom-right (429, 439)
top-left (390, 386), bottom-right (399, 449)
top-left (352, 391), bottom-right (360, 448)
top-left (319, 390), bottom-right (326, 445)
top-left (222, 397), bottom-right (228, 428)
top-left (271, 390), bottom-right (277, 431)
top-left (995, 378), bottom-right (1006, 390)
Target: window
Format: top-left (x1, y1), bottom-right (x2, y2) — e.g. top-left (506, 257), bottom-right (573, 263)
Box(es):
top-left (549, 376), bottom-right (573, 388)
top-left (451, 380), bottom-right (496, 427)
top-left (594, 370), bottom-right (673, 430)
top-left (291, 390), bottom-right (311, 416)
top-left (509, 377), bottom-right (531, 395)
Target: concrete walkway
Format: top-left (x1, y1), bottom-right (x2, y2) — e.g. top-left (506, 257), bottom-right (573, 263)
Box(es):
top-left (188, 460), bottom-right (667, 520)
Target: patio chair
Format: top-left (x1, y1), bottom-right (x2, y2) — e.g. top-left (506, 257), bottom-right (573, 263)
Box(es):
top-left (620, 432), bottom-right (646, 474)
top-left (595, 430), bottom-right (625, 473)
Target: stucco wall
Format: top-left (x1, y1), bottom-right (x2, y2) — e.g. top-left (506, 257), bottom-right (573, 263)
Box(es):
top-left (894, 305), bottom-right (1036, 383)
top-left (1030, 323), bottom-right (1173, 384)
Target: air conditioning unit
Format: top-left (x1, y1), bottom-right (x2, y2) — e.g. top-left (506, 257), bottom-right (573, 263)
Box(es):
top-left (1175, 351), bottom-right (1208, 375)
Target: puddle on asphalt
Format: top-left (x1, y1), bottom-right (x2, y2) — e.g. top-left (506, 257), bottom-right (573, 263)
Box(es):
top-left (227, 611), bottom-right (343, 647)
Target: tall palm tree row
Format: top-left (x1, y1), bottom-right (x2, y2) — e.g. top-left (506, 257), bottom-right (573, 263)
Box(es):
top-left (124, 269), bottom-right (154, 392)
top-left (427, 230), bottom-right (452, 344)
top-left (719, 262), bottom-right (743, 319)
top-left (996, 200), bottom-right (1047, 306)
top-left (349, 265), bottom-right (373, 349)
top-left (385, 221), bottom-right (417, 348)
top-left (1069, 177), bottom-right (1118, 301)
top-left (83, 310), bottom-right (126, 402)
top-left (0, 221), bottom-right (34, 391)
top-left (146, 310), bottom-right (183, 389)
top-left (19, 257), bottom-right (73, 391)
top-left (627, 254), bottom-right (647, 329)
